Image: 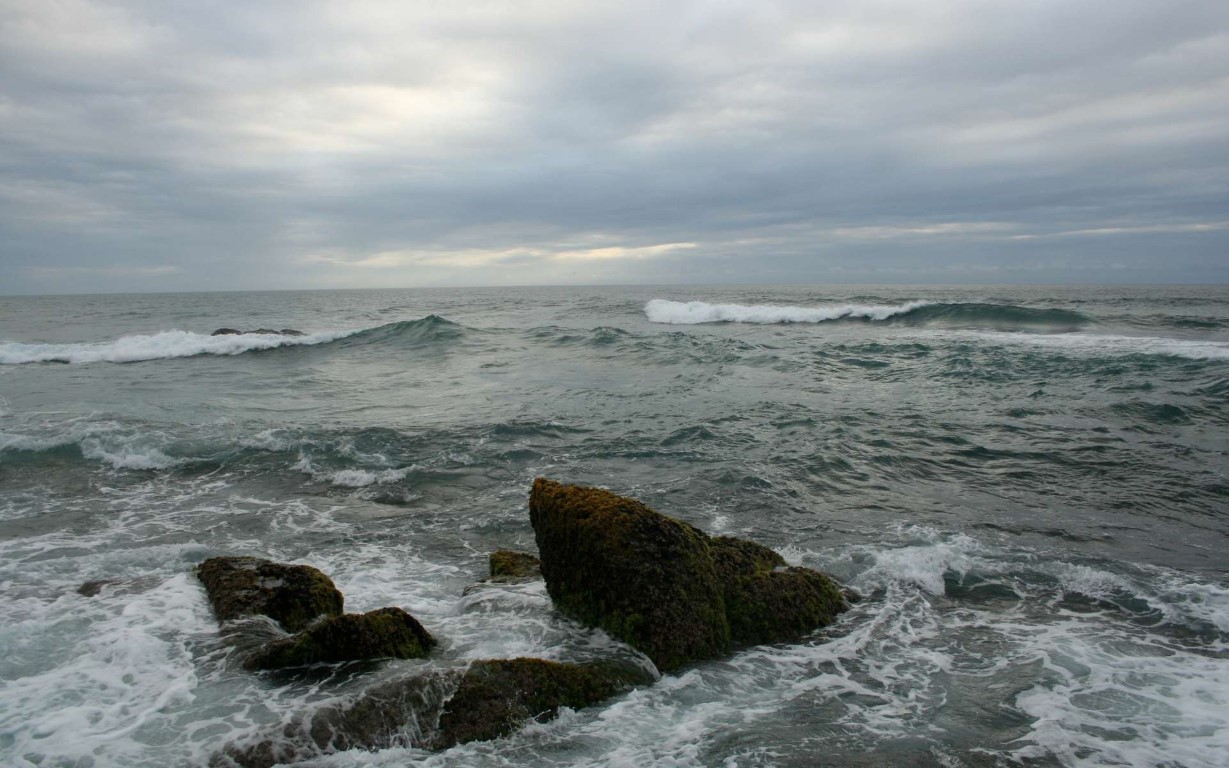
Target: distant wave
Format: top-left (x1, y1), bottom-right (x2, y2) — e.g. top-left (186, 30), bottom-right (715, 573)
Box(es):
top-left (0, 315), bottom-right (460, 365)
top-left (645, 300), bottom-right (1089, 329)
top-left (962, 331), bottom-right (1229, 361)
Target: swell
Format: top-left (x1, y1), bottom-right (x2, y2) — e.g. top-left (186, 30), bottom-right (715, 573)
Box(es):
top-left (0, 315), bottom-right (462, 365)
top-left (645, 299), bottom-right (1090, 330)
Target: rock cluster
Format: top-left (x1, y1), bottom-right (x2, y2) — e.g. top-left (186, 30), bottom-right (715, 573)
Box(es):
top-left (196, 556), bottom-right (434, 669)
top-left (203, 479), bottom-right (853, 764)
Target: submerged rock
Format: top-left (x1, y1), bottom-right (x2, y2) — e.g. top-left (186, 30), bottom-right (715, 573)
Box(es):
top-left (77, 579), bottom-right (120, 597)
top-left (529, 478), bottom-right (849, 671)
top-left (214, 658), bottom-right (652, 766)
top-left (197, 556), bottom-right (344, 633)
top-left (210, 328), bottom-right (306, 337)
top-left (488, 550), bottom-right (541, 581)
top-left (244, 607), bottom-right (435, 670)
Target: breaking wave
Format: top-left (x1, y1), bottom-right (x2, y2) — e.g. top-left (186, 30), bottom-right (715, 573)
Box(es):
top-left (645, 300), bottom-right (1089, 330)
top-left (0, 316), bottom-right (461, 365)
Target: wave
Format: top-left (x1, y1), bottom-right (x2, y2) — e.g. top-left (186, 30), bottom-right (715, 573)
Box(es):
top-left (961, 331), bottom-right (1229, 361)
top-left (645, 300), bottom-right (1089, 329)
top-left (0, 315), bottom-right (461, 365)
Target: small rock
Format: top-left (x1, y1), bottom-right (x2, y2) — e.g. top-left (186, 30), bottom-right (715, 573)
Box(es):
top-left (488, 550), bottom-right (541, 581)
top-left (77, 580), bottom-right (120, 597)
top-left (244, 607), bottom-right (436, 670)
top-left (197, 556), bottom-right (344, 633)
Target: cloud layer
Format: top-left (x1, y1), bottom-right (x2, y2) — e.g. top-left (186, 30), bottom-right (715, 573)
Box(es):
top-left (2, 0), bottom-right (1227, 293)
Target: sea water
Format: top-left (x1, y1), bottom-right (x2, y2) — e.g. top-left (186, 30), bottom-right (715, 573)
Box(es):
top-left (0, 284), bottom-right (1226, 767)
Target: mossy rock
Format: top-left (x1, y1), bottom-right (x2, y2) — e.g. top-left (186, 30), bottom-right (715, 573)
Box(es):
top-left (432, 657), bottom-right (653, 749)
top-left (244, 607), bottom-right (436, 670)
top-left (213, 658), bottom-right (651, 766)
top-left (710, 536), bottom-right (847, 647)
top-left (197, 556), bottom-right (344, 633)
top-left (488, 550), bottom-right (541, 581)
top-left (529, 478), bottom-right (730, 671)
top-left (529, 479), bottom-right (851, 670)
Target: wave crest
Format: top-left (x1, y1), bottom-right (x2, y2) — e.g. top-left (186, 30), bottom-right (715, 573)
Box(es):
top-left (645, 300), bottom-right (1089, 330)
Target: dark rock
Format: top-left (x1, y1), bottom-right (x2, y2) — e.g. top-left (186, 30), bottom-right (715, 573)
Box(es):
top-left (710, 536), bottom-right (846, 647)
top-left (244, 607), bottom-right (435, 670)
top-left (210, 328), bottom-right (306, 337)
top-left (488, 550), bottom-right (541, 581)
top-left (529, 478), bottom-right (730, 671)
top-left (77, 580), bottom-right (120, 597)
top-left (528, 478), bottom-right (850, 671)
top-left (197, 556), bottom-right (344, 633)
top-left (214, 658), bottom-right (651, 766)
top-left (432, 657), bottom-right (653, 750)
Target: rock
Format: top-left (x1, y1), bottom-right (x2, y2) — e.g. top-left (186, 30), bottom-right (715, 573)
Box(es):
top-left (77, 579), bottom-right (120, 597)
top-left (528, 478), bottom-right (850, 671)
top-left (432, 657), bottom-right (654, 750)
top-left (529, 478), bottom-right (730, 671)
top-left (244, 607), bottom-right (435, 670)
top-left (210, 328), bottom-right (306, 337)
top-left (197, 556), bottom-right (344, 633)
top-left (214, 658), bottom-right (652, 766)
top-left (710, 536), bottom-right (846, 647)
top-left (488, 550), bottom-right (541, 581)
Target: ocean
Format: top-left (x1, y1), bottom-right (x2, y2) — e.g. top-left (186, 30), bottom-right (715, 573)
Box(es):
top-left (1, 284), bottom-right (1226, 768)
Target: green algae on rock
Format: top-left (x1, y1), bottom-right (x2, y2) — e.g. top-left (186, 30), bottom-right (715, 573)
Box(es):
top-left (197, 556), bottom-right (343, 632)
top-left (529, 478), bottom-right (850, 671)
top-left (529, 478), bottom-right (730, 671)
top-left (213, 659), bottom-right (651, 767)
top-left (244, 607), bottom-right (436, 670)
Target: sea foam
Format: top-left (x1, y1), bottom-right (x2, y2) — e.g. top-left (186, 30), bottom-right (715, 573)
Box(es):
top-left (960, 331), bottom-right (1229, 361)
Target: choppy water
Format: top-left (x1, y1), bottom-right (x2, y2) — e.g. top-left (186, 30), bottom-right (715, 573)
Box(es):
top-left (1, 285), bottom-right (1227, 768)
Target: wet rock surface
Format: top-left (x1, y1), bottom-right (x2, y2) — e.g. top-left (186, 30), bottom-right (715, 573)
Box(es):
top-left (529, 478), bottom-right (849, 671)
top-left (244, 607), bottom-right (436, 670)
top-left (197, 556), bottom-right (344, 633)
top-left (214, 658), bottom-right (652, 767)
top-left (487, 549), bottom-right (542, 581)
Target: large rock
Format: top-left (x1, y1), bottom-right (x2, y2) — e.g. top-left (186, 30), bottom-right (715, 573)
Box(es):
top-left (197, 556), bottom-right (344, 633)
top-left (529, 479), bottom-right (849, 671)
top-left (529, 478), bottom-right (730, 671)
top-left (244, 607), bottom-right (436, 670)
top-left (214, 658), bottom-right (652, 767)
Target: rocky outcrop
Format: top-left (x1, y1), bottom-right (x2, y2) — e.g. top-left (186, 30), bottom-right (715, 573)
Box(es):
top-left (244, 607), bottom-right (436, 670)
top-left (211, 328), bottom-right (306, 336)
top-left (197, 556), bottom-right (344, 632)
top-left (214, 658), bottom-right (652, 767)
top-left (529, 478), bottom-right (849, 671)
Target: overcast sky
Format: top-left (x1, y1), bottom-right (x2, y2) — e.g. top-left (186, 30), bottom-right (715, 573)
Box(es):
top-left (1, 0), bottom-right (1226, 294)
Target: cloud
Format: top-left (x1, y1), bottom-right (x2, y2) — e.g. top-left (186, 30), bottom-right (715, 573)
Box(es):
top-left (1, 0), bottom-right (1227, 293)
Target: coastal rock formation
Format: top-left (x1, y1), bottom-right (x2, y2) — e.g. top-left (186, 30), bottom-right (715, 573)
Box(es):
top-left (529, 478), bottom-right (848, 671)
top-left (197, 556), bottom-right (344, 632)
top-left (211, 328), bottom-right (306, 336)
top-left (244, 607), bottom-right (436, 670)
top-left (215, 658), bottom-right (652, 767)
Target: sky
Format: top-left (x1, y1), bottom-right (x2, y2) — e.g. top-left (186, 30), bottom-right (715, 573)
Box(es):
top-left (1, 0), bottom-right (1227, 294)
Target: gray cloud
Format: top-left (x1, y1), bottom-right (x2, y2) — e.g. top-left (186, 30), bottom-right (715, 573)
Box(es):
top-left (1, 0), bottom-right (1226, 293)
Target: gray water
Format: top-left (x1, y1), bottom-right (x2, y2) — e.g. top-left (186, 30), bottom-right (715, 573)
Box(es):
top-left (1, 285), bottom-right (1227, 767)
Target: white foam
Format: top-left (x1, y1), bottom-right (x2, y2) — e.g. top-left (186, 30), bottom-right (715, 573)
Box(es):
top-left (0, 328), bottom-right (360, 365)
top-left (957, 330), bottom-right (1229, 361)
top-left (644, 299), bottom-right (932, 325)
